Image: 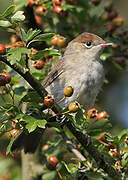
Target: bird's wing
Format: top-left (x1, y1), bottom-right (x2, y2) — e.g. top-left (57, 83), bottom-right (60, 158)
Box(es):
top-left (42, 58), bottom-right (64, 88)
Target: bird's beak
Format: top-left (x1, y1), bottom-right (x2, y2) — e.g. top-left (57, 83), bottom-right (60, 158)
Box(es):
top-left (100, 42), bottom-right (113, 48)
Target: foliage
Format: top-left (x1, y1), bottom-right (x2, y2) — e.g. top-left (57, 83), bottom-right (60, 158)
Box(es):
top-left (0, 0), bottom-right (128, 179)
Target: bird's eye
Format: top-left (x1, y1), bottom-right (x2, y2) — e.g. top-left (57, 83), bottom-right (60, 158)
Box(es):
top-left (84, 41), bottom-right (92, 48)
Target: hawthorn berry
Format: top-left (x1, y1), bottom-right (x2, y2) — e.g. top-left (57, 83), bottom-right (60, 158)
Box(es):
top-left (68, 101), bottom-right (80, 113)
top-left (52, 0), bottom-right (63, 5)
top-left (87, 108), bottom-right (98, 118)
top-left (54, 5), bottom-right (63, 14)
top-left (0, 75), bottom-right (7, 86)
top-left (35, 5), bottom-right (47, 16)
top-left (51, 35), bottom-right (59, 46)
top-left (64, 86), bottom-right (74, 97)
top-left (35, 15), bottom-right (43, 25)
top-left (0, 44), bottom-right (6, 55)
top-left (44, 95), bottom-right (54, 107)
top-left (107, 10), bottom-right (118, 20)
top-left (97, 111), bottom-right (108, 120)
top-left (47, 155), bottom-right (59, 170)
top-left (57, 36), bottom-right (66, 47)
top-left (9, 129), bottom-right (20, 137)
top-left (109, 148), bottom-right (118, 158)
top-left (113, 17), bottom-right (124, 26)
top-left (33, 60), bottom-right (44, 69)
top-left (28, 0), bottom-right (39, 7)
top-left (0, 72), bottom-right (11, 86)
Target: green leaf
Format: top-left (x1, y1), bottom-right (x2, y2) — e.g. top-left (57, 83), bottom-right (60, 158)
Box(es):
top-left (31, 49), bottom-right (60, 60)
top-left (62, 162), bottom-right (78, 174)
top-left (0, 20), bottom-right (12, 27)
top-left (27, 33), bottom-right (54, 46)
top-left (6, 136), bottom-right (15, 155)
top-left (11, 11), bottom-right (25, 23)
top-left (21, 28), bottom-right (41, 44)
top-left (7, 47), bottom-right (30, 64)
top-left (22, 115), bottom-right (47, 132)
top-left (19, 90), bottom-right (43, 106)
top-left (35, 120), bottom-right (47, 128)
top-left (0, 5), bottom-right (15, 18)
top-left (88, 119), bottom-right (110, 131)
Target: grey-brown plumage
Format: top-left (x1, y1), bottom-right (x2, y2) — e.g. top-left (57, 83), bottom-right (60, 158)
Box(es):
top-left (11, 32), bottom-right (112, 153)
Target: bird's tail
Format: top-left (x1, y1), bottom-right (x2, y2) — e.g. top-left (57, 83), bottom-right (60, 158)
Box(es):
top-left (11, 128), bottom-right (44, 153)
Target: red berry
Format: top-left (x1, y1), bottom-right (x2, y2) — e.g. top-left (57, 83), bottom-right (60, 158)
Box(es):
top-left (51, 35), bottom-right (59, 46)
top-left (87, 108), bottom-right (98, 118)
top-left (28, 0), bottom-right (39, 7)
top-left (107, 11), bottom-right (118, 20)
top-left (0, 75), bottom-right (7, 86)
top-left (68, 101), bottom-right (80, 113)
top-left (97, 111), bottom-right (108, 120)
top-left (44, 95), bottom-right (54, 107)
top-left (0, 44), bottom-right (6, 55)
top-left (91, 0), bottom-right (101, 6)
top-left (9, 129), bottom-right (20, 137)
top-left (52, 0), bottom-right (64, 5)
top-left (0, 72), bottom-right (11, 86)
top-left (35, 5), bottom-right (47, 16)
top-left (33, 60), bottom-right (44, 69)
top-left (47, 155), bottom-right (59, 170)
top-left (54, 5), bottom-right (63, 14)
top-left (64, 86), bottom-right (74, 97)
top-left (35, 15), bottom-right (42, 25)
top-left (57, 36), bottom-right (66, 47)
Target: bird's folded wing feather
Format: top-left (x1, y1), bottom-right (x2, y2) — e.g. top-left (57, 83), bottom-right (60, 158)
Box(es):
top-left (42, 57), bottom-right (64, 88)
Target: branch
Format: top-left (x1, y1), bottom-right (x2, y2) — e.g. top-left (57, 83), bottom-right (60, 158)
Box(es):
top-left (0, 55), bottom-right (121, 179)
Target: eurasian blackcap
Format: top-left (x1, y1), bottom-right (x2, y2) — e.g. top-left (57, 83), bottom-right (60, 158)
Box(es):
top-left (11, 32), bottom-right (112, 153)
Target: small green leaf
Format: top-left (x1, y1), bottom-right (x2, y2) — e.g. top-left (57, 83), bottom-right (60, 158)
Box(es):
top-left (88, 119), bottom-right (109, 131)
top-left (62, 162), bottom-right (78, 174)
top-left (35, 120), bottom-right (47, 128)
top-left (7, 47), bottom-right (30, 64)
top-left (6, 136), bottom-right (15, 155)
top-left (31, 49), bottom-right (60, 60)
top-left (21, 28), bottom-right (41, 44)
top-left (23, 116), bottom-right (47, 133)
top-left (27, 33), bottom-right (54, 46)
top-left (0, 20), bottom-right (12, 27)
top-left (11, 11), bottom-right (25, 23)
top-left (0, 5), bottom-right (15, 18)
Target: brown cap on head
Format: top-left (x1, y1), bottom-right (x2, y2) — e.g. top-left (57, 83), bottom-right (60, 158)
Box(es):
top-left (71, 32), bottom-right (104, 44)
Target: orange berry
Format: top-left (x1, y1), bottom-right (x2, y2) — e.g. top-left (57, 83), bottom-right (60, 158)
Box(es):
top-left (68, 101), bottom-right (80, 113)
top-left (35, 5), bottom-right (47, 16)
top-left (97, 111), bottom-right (108, 120)
top-left (35, 15), bottom-right (42, 25)
top-left (87, 108), bottom-right (98, 118)
top-left (57, 36), bottom-right (66, 47)
top-left (47, 155), bottom-right (59, 170)
top-left (113, 17), bottom-right (124, 26)
top-left (44, 95), bottom-right (54, 107)
top-left (64, 86), bottom-right (74, 97)
top-left (33, 60), bottom-right (44, 69)
top-left (0, 44), bottom-right (6, 54)
top-left (54, 5), bottom-right (63, 14)
top-left (51, 35), bottom-right (59, 46)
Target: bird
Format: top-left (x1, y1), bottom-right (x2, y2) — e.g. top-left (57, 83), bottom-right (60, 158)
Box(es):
top-left (11, 32), bottom-right (112, 153)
